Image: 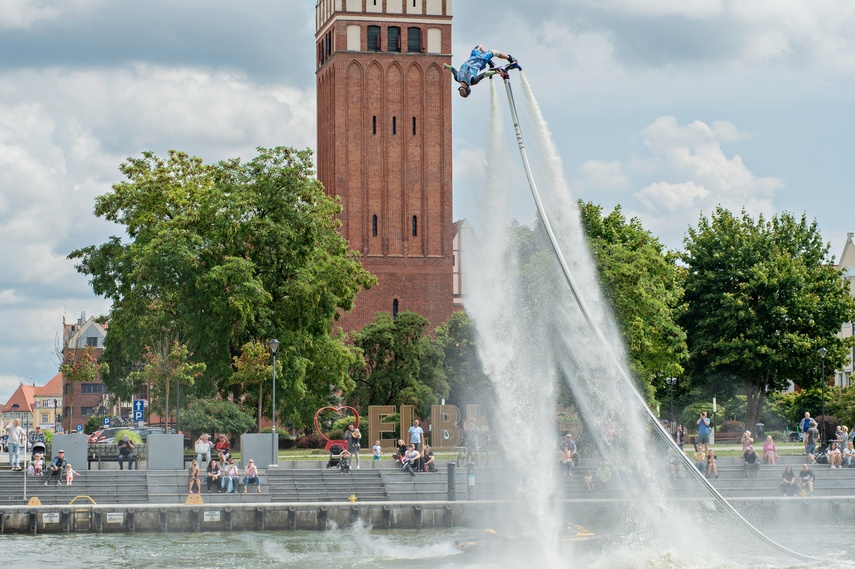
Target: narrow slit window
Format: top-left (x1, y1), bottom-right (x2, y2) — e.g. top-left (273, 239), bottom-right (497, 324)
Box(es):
top-left (412, 215), bottom-right (418, 237)
top-left (412, 117), bottom-right (416, 135)
top-left (392, 299), bottom-right (399, 318)
top-left (372, 115), bottom-right (377, 134)
top-left (372, 215), bottom-right (378, 236)
top-left (392, 116), bottom-right (397, 135)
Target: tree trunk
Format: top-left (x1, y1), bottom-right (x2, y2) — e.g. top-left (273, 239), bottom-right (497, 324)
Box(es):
top-left (743, 378), bottom-right (767, 436)
top-left (258, 383), bottom-right (263, 432)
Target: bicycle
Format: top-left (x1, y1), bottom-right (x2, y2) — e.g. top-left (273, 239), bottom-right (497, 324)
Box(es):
top-left (456, 439), bottom-right (491, 467)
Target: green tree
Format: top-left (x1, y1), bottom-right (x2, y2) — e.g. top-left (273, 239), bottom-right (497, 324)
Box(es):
top-left (231, 340), bottom-right (276, 431)
top-left (680, 207), bottom-right (855, 429)
top-left (129, 340), bottom-right (206, 427)
top-left (69, 147), bottom-right (375, 422)
top-left (435, 311), bottom-right (496, 413)
top-left (579, 202), bottom-right (687, 403)
top-left (60, 345), bottom-right (109, 427)
top-left (350, 311), bottom-right (448, 420)
top-left (180, 397), bottom-right (256, 438)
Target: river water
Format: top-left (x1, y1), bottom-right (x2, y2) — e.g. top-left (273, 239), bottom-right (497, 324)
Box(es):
top-left (3, 525), bottom-right (854, 569)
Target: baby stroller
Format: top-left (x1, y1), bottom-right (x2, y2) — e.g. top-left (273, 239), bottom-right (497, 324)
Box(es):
top-left (32, 440), bottom-right (46, 462)
top-left (326, 444), bottom-right (344, 469)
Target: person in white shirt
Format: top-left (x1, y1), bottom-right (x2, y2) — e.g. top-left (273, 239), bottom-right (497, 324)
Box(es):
top-left (3, 419), bottom-right (25, 471)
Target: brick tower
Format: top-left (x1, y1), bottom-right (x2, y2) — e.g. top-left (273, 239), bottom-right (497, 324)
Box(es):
top-left (314, 0), bottom-right (455, 331)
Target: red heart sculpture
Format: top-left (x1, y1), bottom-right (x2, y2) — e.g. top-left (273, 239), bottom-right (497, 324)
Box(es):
top-left (313, 405), bottom-right (360, 444)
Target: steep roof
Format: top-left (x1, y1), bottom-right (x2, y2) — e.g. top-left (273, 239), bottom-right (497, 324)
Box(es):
top-left (35, 372), bottom-right (63, 398)
top-left (2, 383), bottom-right (35, 414)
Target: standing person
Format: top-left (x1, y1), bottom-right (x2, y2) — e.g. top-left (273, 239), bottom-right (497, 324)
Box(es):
top-left (696, 411), bottom-right (711, 454)
top-left (798, 463), bottom-right (815, 496)
top-left (673, 424), bottom-right (685, 451)
top-left (779, 466), bottom-right (797, 496)
top-left (3, 418), bottom-right (25, 471)
top-left (805, 420), bottom-right (820, 464)
top-left (740, 431), bottom-right (754, 457)
top-left (64, 463), bottom-right (80, 486)
top-left (408, 419), bottom-right (424, 451)
top-left (345, 423), bottom-right (361, 469)
top-left (117, 435), bottom-right (136, 470)
top-left (443, 44), bottom-right (516, 98)
top-left (463, 418), bottom-right (480, 466)
top-left (194, 434), bottom-right (212, 466)
top-left (29, 426), bottom-right (46, 460)
top-left (762, 435), bottom-right (778, 465)
top-left (372, 440), bottom-right (382, 462)
top-left (44, 449), bottom-right (67, 486)
top-left (800, 412), bottom-right (812, 438)
top-left (188, 459), bottom-right (201, 494)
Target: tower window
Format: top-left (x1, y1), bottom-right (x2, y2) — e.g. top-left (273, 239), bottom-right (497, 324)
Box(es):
top-left (407, 27), bottom-right (422, 52)
top-left (372, 215), bottom-right (378, 236)
top-left (392, 116), bottom-right (397, 135)
top-left (372, 115), bottom-right (376, 135)
top-left (412, 117), bottom-right (416, 135)
top-left (412, 215), bottom-right (418, 237)
top-left (393, 299), bottom-right (399, 318)
top-left (388, 26), bottom-right (401, 52)
top-left (368, 26), bottom-right (381, 52)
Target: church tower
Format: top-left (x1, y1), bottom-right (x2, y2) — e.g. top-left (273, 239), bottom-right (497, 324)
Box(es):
top-left (314, 0), bottom-right (455, 331)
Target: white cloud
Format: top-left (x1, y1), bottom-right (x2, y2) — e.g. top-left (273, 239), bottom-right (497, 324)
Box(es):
top-left (578, 160), bottom-right (631, 191)
top-left (636, 181), bottom-right (709, 212)
top-left (0, 0), bottom-right (59, 29)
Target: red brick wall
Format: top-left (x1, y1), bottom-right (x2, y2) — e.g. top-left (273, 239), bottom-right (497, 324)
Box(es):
top-left (316, 3), bottom-right (454, 332)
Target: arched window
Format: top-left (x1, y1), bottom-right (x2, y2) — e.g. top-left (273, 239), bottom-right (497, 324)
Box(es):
top-left (372, 215), bottom-right (378, 236)
top-left (388, 26), bottom-right (401, 52)
top-left (367, 26), bottom-right (381, 52)
top-left (412, 215), bottom-right (418, 237)
top-left (392, 299), bottom-right (399, 318)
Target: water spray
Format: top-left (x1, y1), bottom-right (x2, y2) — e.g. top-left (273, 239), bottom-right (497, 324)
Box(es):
top-left (493, 68), bottom-right (817, 564)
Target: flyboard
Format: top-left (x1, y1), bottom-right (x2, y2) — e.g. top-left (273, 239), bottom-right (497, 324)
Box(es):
top-left (490, 61), bottom-right (817, 564)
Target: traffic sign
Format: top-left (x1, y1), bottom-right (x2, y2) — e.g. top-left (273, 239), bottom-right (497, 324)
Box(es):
top-left (76, 424), bottom-right (83, 433)
top-left (133, 410), bottom-right (144, 421)
top-left (133, 400), bottom-right (144, 412)
top-left (103, 417), bottom-right (110, 426)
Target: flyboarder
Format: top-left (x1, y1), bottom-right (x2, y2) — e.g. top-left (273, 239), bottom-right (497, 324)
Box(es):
top-left (444, 44), bottom-right (517, 98)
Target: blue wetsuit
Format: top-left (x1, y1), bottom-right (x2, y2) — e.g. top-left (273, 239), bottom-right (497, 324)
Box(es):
top-left (449, 47), bottom-right (497, 87)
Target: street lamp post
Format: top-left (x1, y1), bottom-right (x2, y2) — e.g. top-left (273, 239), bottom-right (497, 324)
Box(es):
top-left (665, 377), bottom-right (677, 434)
top-left (819, 347), bottom-right (827, 443)
top-left (269, 339), bottom-right (280, 466)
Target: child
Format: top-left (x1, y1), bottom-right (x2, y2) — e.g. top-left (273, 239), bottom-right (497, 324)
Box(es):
top-left (393, 439), bottom-right (407, 464)
top-left (694, 448), bottom-right (706, 472)
top-left (33, 453), bottom-right (44, 475)
top-left (188, 459), bottom-right (201, 494)
top-left (65, 463), bottom-right (80, 486)
top-left (584, 469), bottom-right (594, 491)
top-left (373, 440), bottom-right (382, 461)
top-left (339, 449), bottom-right (352, 473)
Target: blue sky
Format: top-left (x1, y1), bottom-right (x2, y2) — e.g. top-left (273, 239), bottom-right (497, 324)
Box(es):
top-left (1, 0), bottom-right (853, 405)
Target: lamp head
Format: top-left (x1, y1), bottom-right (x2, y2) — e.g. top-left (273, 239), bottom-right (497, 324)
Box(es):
top-left (819, 347), bottom-right (827, 358)
top-left (269, 338), bottom-right (280, 355)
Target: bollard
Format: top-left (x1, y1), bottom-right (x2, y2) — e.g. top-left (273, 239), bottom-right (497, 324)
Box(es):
top-left (447, 463), bottom-right (456, 501)
top-left (127, 509), bottom-right (136, 533)
top-left (467, 462), bottom-right (475, 501)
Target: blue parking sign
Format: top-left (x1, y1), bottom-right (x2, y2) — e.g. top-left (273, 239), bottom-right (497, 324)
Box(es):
top-left (76, 424), bottom-right (83, 433)
top-left (133, 410), bottom-right (144, 421)
top-left (104, 417), bottom-right (110, 426)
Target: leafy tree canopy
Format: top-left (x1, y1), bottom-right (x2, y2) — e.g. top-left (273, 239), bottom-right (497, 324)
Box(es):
top-left (349, 311), bottom-right (448, 420)
top-left (69, 147), bottom-right (375, 424)
top-left (680, 207), bottom-right (855, 429)
top-left (180, 397), bottom-right (256, 438)
top-left (435, 311), bottom-right (496, 414)
top-left (579, 202), bottom-right (687, 403)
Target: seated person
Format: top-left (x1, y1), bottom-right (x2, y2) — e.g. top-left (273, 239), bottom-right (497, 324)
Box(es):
top-left (798, 464), bottom-right (815, 496)
top-left (44, 450), bottom-right (67, 486)
top-left (694, 448), bottom-right (706, 472)
top-left (779, 466), bottom-right (797, 496)
top-left (242, 459), bottom-right (261, 493)
top-left (206, 459), bottom-right (222, 493)
top-left (844, 441), bottom-right (855, 467)
top-left (421, 444), bottom-right (436, 472)
top-left (401, 444), bottom-right (420, 476)
top-left (117, 435), bottom-right (136, 470)
top-left (827, 441), bottom-right (843, 468)
top-left (221, 458), bottom-right (239, 493)
top-left (339, 449), bottom-right (352, 473)
top-left (216, 434), bottom-right (231, 464)
top-left (762, 435), bottom-right (777, 465)
top-left (559, 443), bottom-right (575, 476)
top-left (595, 460), bottom-right (612, 489)
top-left (743, 446), bottom-right (760, 478)
top-left (392, 439), bottom-right (407, 464)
